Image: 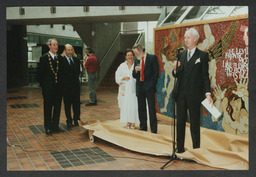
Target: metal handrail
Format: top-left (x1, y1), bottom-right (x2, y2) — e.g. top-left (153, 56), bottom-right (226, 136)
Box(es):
top-left (134, 30), bottom-right (144, 45)
top-left (99, 29), bottom-right (144, 66)
top-left (99, 32), bottom-right (121, 67)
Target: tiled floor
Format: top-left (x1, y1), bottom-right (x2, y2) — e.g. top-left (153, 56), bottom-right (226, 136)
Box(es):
top-left (6, 86), bottom-right (221, 170)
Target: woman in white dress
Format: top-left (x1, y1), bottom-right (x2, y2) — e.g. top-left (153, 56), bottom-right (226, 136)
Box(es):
top-left (115, 49), bottom-right (139, 129)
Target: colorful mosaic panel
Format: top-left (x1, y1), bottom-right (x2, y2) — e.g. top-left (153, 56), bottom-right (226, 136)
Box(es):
top-left (154, 16), bottom-right (248, 137)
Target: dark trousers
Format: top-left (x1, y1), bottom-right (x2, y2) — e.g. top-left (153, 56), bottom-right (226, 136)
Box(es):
top-left (63, 91), bottom-right (80, 124)
top-left (137, 86), bottom-right (157, 133)
top-left (88, 72), bottom-right (97, 103)
top-left (177, 93), bottom-right (201, 152)
top-left (43, 89), bottom-right (62, 130)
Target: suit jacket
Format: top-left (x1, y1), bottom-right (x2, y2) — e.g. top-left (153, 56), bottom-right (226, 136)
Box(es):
top-left (132, 53), bottom-right (159, 96)
top-left (173, 48), bottom-right (211, 102)
top-left (60, 56), bottom-right (81, 95)
top-left (38, 53), bottom-right (61, 95)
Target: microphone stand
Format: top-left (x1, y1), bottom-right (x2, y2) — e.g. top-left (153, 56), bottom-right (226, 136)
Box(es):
top-left (80, 59), bottom-right (84, 104)
top-left (161, 48), bottom-right (195, 170)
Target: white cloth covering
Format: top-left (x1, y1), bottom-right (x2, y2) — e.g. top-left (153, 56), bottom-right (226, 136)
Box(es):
top-left (115, 61), bottom-right (140, 124)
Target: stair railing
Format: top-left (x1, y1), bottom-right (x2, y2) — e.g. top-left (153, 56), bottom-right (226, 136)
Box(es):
top-left (96, 29), bottom-right (144, 89)
top-left (99, 29), bottom-right (144, 67)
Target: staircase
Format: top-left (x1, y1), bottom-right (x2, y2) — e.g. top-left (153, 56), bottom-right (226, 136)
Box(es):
top-left (98, 52), bottom-right (125, 90)
top-left (95, 31), bottom-right (144, 91)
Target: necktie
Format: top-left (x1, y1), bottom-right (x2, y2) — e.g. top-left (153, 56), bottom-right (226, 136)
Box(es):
top-left (141, 56), bottom-right (144, 81)
top-left (187, 51), bottom-right (191, 61)
top-left (69, 58), bottom-right (73, 65)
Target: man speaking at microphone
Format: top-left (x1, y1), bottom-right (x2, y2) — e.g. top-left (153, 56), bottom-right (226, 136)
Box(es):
top-left (172, 28), bottom-right (213, 153)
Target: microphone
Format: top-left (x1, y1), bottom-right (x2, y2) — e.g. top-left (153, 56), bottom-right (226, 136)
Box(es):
top-left (177, 47), bottom-right (185, 51)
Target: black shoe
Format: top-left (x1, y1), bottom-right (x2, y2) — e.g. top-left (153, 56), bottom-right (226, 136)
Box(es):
top-left (177, 149), bottom-right (185, 153)
top-left (45, 129), bottom-right (52, 135)
top-left (139, 128), bottom-right (147, 131)
top-left (52, 127), bottom-right (65, 133)
top-left (85, 102), bottom-right (97, 106)
top-left (67, 123), bottom-right (73, 129)
top-left (74, 121), bottom-right (79, 127)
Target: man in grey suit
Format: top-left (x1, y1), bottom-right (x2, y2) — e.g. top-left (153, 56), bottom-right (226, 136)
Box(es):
top-left (173, 28), bottom-right (213, 153)
top-left (132, 44), bottom-right (159, 133)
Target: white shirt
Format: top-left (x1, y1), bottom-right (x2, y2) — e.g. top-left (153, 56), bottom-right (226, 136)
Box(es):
top-left (49, 51), bottom-right (57, 60)
top-left (65, 55), bottom-right (73, 64)
top-left (187, 47), bottom-right (196, 60)
top-left (139, 52), bottom-right (147, 65)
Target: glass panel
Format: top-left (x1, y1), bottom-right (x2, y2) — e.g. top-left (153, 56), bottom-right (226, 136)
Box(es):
top-left (182, 6), bottom-right (208, 23)
top-left (138, 21), bottom-right (157, 54)
top-left (166, 6), bottom-right (176, 14)
top-left (201, 6), bottom-right (235, 20)
top-left (230, 6), bottom-right (248, 16)
top-left (164, 6), bottom-right (189, 25)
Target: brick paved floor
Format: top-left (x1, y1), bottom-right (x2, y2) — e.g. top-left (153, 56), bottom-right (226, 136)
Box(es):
top-left (6, 86), bottom-right (222, 170)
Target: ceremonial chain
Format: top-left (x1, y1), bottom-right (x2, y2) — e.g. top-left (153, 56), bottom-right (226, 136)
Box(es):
top-left (48, 54), bottom-right (59, 83)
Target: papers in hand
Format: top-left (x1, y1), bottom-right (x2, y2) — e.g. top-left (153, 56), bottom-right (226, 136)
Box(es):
top-left (201, 98), bottom-right (221, 120)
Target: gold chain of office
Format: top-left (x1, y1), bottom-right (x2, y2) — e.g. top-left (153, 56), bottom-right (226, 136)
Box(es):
top-left (48, 54), bottom-right (59, 83)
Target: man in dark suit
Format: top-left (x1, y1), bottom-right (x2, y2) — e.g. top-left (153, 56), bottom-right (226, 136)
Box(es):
top-left (173, 28), bottom-right (213, 153)
top-left (38, 38), bottom-right (64, 135)
top-left (60, 44), bottom-right (81, 129)
top-left (132, 44), bottom-right (159, 133)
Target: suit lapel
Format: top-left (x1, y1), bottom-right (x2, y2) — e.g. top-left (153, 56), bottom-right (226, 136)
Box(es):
top-left (48, 53), bottom-right (54, 63)
top-left (48, 53), bottom-right (57, 71)
top-left (144, 54), bottom-right (149, 71)
top-left (178, 51), bottom-right (187, 74)
top-left (65, 56), bottom-right (72, 67)
top-left (187, 48), bottom-right (200, 75)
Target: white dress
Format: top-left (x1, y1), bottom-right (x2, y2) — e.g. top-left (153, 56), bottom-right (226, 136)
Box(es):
top-left (115, 61), bottom-right (140, 124)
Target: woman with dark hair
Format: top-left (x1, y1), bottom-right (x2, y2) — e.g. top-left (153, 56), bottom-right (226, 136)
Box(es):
top-left (115, 49), bottom-right (139, 129)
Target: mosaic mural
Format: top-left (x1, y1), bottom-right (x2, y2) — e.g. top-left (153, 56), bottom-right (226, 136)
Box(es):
top-left (154, 16), bottom-right (248, 137)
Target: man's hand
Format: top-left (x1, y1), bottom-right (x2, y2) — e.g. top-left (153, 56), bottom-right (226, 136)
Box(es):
top-left (122, 76), bottom-right (130, 81)
top-left (206, 94), bottom-right (213, 107)
top-left (83, 60), bottom-right (86, 69)
top-left (173, 60), bottom-right (181, 71)
top-left (135, 66), bottom-right (141, 72)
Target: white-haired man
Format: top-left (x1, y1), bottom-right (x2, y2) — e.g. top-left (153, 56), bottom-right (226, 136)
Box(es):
top-left (38, 38), bottom-right (64, 135)
top-left (173, 28), bottom-right (213, 153)
top-left (132, 44), bottom-right (159, 133)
